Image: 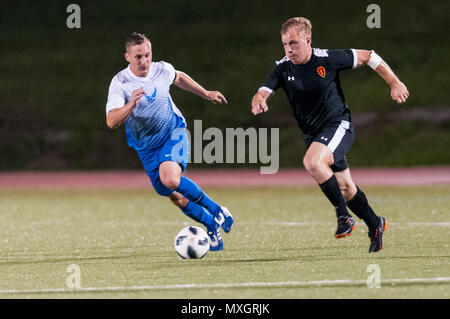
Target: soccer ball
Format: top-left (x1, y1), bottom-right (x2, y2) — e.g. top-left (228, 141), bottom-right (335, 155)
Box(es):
top-left (174, 226), bottom-right (210, 259)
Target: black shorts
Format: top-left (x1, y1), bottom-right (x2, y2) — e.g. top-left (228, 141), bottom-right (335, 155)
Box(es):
top-left (304, 120), bottom-right (354, 172)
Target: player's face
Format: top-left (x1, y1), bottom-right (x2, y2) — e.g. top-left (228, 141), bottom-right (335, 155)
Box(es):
top-left (125, 40), bottom-right (152, 77)
top-left (281, 28), bottom-right (312, 65)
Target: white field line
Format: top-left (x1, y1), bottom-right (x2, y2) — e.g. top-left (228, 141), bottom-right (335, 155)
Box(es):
top-left (0, 277), bottom-right (449, 295)
top-left (239, 222), bottom-right (450, 227)
top-left (398, 222), bottom-right (450, 227)
top-left (161, 221), bottom-right (450, 227)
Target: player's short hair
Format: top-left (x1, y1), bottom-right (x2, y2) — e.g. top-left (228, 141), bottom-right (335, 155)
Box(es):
top-left (281, 17), bottom-right (312, 37)
top-left (125, 32), bottom-right (150, 51)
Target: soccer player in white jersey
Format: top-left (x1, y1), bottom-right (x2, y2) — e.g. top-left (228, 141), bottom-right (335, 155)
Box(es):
top-left (106, 32), bottom-right (234, 251)
top-left (252, 17), bottom-right (409, 252)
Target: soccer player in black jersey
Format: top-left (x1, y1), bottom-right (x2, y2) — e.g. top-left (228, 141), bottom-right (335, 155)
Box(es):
top-left (251, 17), bottom-right (409, 252)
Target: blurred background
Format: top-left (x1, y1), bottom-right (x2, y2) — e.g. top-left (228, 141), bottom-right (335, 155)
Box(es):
top-left (0, 0), bottom-right (449, 171)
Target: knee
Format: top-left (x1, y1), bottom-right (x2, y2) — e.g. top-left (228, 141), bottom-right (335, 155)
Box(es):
top-left (169, 193), bottom-right (188, 208)
top-left (170, 195), bottom-right (188, 208)
top-left (303, 156), bottom-right (325, 176)
top-left (160, 172), bottom-right (181, 190)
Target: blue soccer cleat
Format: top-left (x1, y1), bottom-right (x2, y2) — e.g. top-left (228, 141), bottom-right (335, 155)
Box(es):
top-left (207, 221), bottom-right (223, 251)
top-left (216, 206), bottom-right (234, 233)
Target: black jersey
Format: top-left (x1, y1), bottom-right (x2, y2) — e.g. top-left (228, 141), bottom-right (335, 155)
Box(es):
top-left (260, 48), bottom-right (357, 138)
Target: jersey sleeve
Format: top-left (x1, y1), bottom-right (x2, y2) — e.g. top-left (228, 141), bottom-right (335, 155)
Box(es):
top-left (328, 49), bottom-right (358, 71)
top-left (106, 76), bottom-right (125, 115)
top-left (161, 61), bottom-right (177, 84)
top-left (258, 63), bottom-right (283, 94)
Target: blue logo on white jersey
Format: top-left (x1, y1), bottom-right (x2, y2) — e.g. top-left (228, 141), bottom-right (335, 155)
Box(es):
top-left (145, 88), bottom-right (157, 103)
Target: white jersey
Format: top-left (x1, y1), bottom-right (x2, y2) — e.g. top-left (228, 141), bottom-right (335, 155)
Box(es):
top-left (106, 61), bottom-right (185, 151)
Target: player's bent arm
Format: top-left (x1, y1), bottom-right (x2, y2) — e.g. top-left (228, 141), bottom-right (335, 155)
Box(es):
top-left (251, 89), bottom-right (271, 115)
top-left (173, 71), bottom-right (227, 104)
top-left (106, 102), bottom-right (135, 129)
top-left (355, 49), bottom-right (409, 104)
top-left (106, 87), bottom-right (145, 129)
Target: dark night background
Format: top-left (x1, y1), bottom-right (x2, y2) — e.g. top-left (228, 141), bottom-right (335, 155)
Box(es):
top-left (1, 0), bottom-right (448, 170)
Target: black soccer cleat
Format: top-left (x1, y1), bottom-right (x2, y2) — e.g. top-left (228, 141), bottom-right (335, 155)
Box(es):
top-left (368, 216), bottom-right (389, 253)
top-left (335, 216), bottom-right (357, 239)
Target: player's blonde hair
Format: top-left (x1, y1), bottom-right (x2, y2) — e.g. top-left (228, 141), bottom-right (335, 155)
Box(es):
top-left (281, 17), bottom-right (312, 37)
top-left (125, 32), bottom-right (150, 52)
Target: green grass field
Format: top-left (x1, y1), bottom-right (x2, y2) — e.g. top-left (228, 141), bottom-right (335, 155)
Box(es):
top-left (0, 186), bottom-right (449, 299)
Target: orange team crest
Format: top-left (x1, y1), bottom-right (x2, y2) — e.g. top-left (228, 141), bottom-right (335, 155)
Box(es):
top-left (317, 66), bottom-right (326, 78)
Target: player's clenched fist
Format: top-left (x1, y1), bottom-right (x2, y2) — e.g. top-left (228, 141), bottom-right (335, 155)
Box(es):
top-left (130, 87), bottom-right (146, 107)
top-left (390, 81), bottom-right (409, 104)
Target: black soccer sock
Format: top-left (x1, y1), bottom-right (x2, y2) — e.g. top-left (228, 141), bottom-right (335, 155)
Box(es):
top-left (346, 186), bottom-right (379, 229)
top-left (319, 175), bottom-right (350, 219)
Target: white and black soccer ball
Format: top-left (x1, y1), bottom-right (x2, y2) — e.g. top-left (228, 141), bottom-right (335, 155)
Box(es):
top-left (174, 226), bottom-right (210, 259)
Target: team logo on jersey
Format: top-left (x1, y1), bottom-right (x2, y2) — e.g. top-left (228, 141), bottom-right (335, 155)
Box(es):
top-left (317, 66), bottom-right (326, 78)
top-left (145, 87), bottom-right (157, 103)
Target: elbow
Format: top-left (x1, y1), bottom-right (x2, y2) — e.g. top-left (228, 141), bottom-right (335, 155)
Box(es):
top-left (106, 117), bottom-right (117, 129)
top-left (360, 50), bottom-right (372, 66)
top-left (366, 50), bottom-right (383, 70)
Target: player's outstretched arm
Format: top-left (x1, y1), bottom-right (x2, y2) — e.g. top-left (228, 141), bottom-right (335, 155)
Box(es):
top-left (251, 90), bottom-right (271, 115)
top-left (173, 71), bottom-right (227, 104)
top-left (106, 87), bottom-right (145, 129)
top-left (355, 50), bottom-right (409, 104)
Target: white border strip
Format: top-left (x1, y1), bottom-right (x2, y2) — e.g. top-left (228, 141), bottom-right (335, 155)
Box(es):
top-left (327, 120), bottom-right (350, 152)
top-left (1, 277), bottom-right (449, 294)
top-left (258, 86), bottom-right (274, 94)
top-left (351, 48), bottom-right (358, 69)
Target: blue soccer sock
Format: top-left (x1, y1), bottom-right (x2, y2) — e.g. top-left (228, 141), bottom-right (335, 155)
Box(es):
top-left (175, 176), bottom-right (222, 216)
top-left (180, 201), bottom-right (215, 229)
